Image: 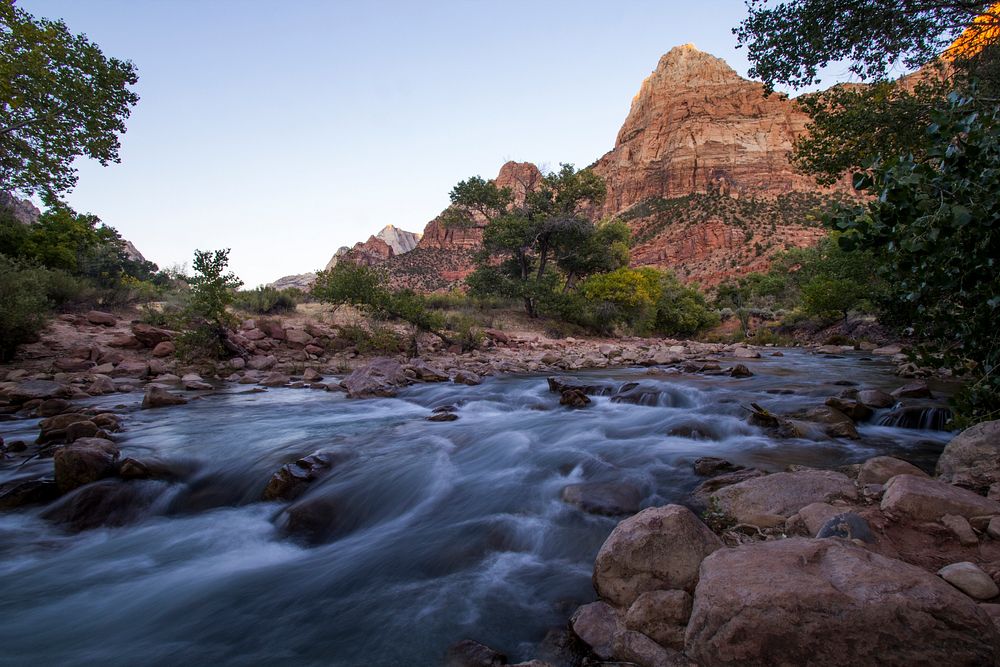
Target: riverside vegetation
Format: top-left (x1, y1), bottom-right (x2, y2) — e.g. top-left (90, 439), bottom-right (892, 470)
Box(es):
top-left (2, 1), bottom-right (1000, 666)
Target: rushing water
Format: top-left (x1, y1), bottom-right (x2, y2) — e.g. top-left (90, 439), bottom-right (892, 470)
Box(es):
top-left (0, 350), bottom-right (954, 666)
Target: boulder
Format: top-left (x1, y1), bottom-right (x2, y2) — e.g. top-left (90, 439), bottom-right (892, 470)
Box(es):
top-left (693, 457), bottom-right (743, 477)
top-left (37, 398), bottom-right (71, 417)
top-left (284, 329), bottom-right (313, 346)
top-left (709, 470), bottom-right (857, 524)
top-left (302, 368), bottom-right (323, 383)
top-left (689, 469), bottom-right (767, 510)
top-left (560, 482), bottom-right (641, 516)
top-left (593, 504), bottom-right (722, 607)
top-left (341, 358), bottom-right (407, 398)
top-left (611, 629), bottom-right (690, 667)
top-left (0, 479), bottom-right (61, 509)
top-left (936, 420), bottom-right (1000, 493)
top-left (938, 562), bottom-right (1000, 600)
top-left (407, 359), bottom-right (449, 382)
top-left (141, 386), bottom-right (189, 409)
top-left (559, 389), bottom-right (591, 407)
top-left (685, 538), bottom-right (1000, 665)
top-left (823, 396), bottom-right (873, 422)
top-left (41, 479), bottom-right (159, 531)
top-left (85, 375), bottom-right (116, 395)
top-left (858, 456), bottom-right (928, 485)
top-left (856, 388), bottom-right (896, 408)
top-left (53, 437), bottom-right (120, 493)
top-left (37, 412), bottom-right (92, 444)
top-left (881, 474), bottom-right (1000, 521)
top-left (152, 341), bottom-right (176, 357)
top-left (732, 347), bottom-right (760, 359)
top-left (453, 370), bottom-right (481, 386)
top-left (86, 310), bottom-right (117, 326)
top-left (53, 358), bottom-right (96, 372)
top-left (729, 364), bottom-right (753, 378)
top-left (892, 380), bottom-right (932, 399)
top-left (247, 354), bottom-right (278, 371)
top-left (802, 405), bottom-right (860, 439)
top-left (570, 601), bottom-right (622, 660)
top-left (990, 516), bottom-right (1000, 540)
top-left (942, 514), bottom-right (980, 546)
top-left (131, 322), bottom-right (174, 348)
top-left (624, 589), bottom-right (692, 650)
top-left (259, 372), bottom-right (290, 387)
top-left (111, 360), bottom-right (149, 379)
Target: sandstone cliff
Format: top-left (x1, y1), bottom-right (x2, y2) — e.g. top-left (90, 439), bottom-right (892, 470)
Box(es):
top-left (376, 224), bottom-right (421, 254)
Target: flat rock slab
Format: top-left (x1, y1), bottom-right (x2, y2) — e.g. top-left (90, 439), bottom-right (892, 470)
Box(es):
top-left (881, 474), bottom-right (1000, 521)
top-left (710, 470), bottom-right (857, 524)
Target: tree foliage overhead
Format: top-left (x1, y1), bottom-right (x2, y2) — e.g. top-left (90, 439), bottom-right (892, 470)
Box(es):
top-left (0, 0), bottom-right (139, 200)
top-left (735, 0), bottom-right (1000, 91)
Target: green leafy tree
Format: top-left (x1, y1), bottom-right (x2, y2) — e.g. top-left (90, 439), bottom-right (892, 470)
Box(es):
top-left (0, 253), bottom-right (49, 360)
top-left (1, 1), bottom-right (139, 201)
top-left (177, 249), bottom-right (243, 359)
top-left (831, 94), bottom-right (1000, 423)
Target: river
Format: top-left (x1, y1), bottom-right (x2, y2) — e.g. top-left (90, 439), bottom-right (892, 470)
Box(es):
top-left (0, 350), bottom-right (953, 666)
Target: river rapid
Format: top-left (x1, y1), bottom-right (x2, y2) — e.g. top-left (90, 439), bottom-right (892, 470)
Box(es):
top-left (0, 350), bottom-right (953, 666)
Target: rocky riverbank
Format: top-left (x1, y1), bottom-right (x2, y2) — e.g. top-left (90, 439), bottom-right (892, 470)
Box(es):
top-left (2, 309), bottom-right (997, 665)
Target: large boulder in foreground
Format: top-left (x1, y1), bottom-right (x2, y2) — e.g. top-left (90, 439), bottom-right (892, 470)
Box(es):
top-left (53, 438), bottom-right (120, 493)
top-left (685, 538), bottom-right (1000, 666)
top-left (709, 470), bottom-right (857, 525)
top-left (341, 357), bottom-right (407, 398)
top-left (593, 504), bottom-right (722, 607)
top-left (936, 420), bottom-right (1000, 493)
top-left (881, 474), bottom-right (1000, 521)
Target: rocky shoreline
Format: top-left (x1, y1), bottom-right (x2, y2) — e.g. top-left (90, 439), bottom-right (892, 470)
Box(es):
top-left (2, 310), bottom-right (998, 665)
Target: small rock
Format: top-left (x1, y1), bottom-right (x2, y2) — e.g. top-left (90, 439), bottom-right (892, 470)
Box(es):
top-left (259, 372), bottom-right (290, 387)
top-left (37, 398), bottom-right (71, 417)
top-left (938, 562), bottom-right (1000, 600)
top-left (942, 514), bottom-right (980, 547)
top-left (733, 347), bottom-right (761, 359)
top-left (427, 412), bottom-right (459, 422)
top-left (570, 601), bottom-right (621, 660)
top-left (86, 310), bottom-right (116, 326)
top-left (141, 386), bottom-right (188, 409)
top-left (560, 482), bottom-right (641, 516)
top-left (857, 456), bottom-right (928, 486)
top-left (856, 388), bottom-right (895, 408)
top-left (623, 589), bottom-right (692, 650)
top-left (263, 452), bottom-right (338, 501)
top-left (152, 341), bottom-right (176, 357)
top-left (302, 368), bottom-right (323, 382)
top-left (693, 457), bottom-right (743, 477)
top-left (453, 370), bottom-right (481, 386)
top-left (53, 437), bottom-right (120, 493)
top-left (729, 363), bottom-right (753, 378)
top-left (559, 389), bottom-right (591, 407)
top-left (892, 380), bottom-right (932, 399)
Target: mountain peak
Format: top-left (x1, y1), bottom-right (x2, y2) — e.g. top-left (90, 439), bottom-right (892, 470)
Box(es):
top-left (652, 44), bottom-right (740, 85)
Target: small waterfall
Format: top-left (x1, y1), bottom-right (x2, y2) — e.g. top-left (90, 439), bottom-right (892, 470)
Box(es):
top-left (877, 405), bottom-right (953, 431)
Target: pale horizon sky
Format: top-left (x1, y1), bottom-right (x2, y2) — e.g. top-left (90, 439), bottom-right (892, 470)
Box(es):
top-left (18, 0), bottom-right (866, 287)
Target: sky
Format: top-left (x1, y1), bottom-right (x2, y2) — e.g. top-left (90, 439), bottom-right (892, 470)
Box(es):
top-left (18, 0), bottom-right (858, 287)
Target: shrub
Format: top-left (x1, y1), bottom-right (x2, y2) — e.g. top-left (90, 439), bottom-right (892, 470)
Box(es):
top-left (234, 286), bottom-right (299, 315)
top-left (0, 255), bottom-right (51, 360)
top-left (335, 323), bottom-right (405, 355)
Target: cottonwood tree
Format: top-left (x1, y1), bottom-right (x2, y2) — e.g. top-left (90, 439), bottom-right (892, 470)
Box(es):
top-left (0, 1), bottom-right (139, 201)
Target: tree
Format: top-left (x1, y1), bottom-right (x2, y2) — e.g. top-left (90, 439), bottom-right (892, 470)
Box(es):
top-left (0, 1), bottom-right (139, 201)
top-left (830, 93), bottom-right (1000, 423)
top-left (177, 249), bottom-right (243, 359)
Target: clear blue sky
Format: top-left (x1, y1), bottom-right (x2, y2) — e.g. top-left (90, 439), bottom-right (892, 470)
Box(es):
top-left (18, 0), bottom-right (852, 286)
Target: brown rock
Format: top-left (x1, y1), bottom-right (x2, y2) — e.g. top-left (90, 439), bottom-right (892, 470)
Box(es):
top-left (110, 360), bottom-right (149, 379)
top-left (86, 310), bottom-right (117, 326)
top-left (709, 470), bottom-right (857, 524)
top-left (881, 474), bottom-right (1000, 521)
top-left (570, 601), bottom-right (622, 660)
top-left (259, 372), bottom-right (290, 387)
top-left (152, 341), bottom-right (176, 357)
top-left (37, 398), bottom-right (71, 417)
top-left (857, 456), bottom-right (928, 486)
top-left (560, 482), bottom-right (641, 516)
top-left (141, 386), bottom-right (189, 409)
top-left (0, 479), bottom-right (61, 509)
top-left (936, 420), bottom-right (1000, 493)
top-left (7, 380), bottom-right (73, 403)
top-left (685, 538), bottom-right (1000, 665)
top-left (131, 322), bottom-right (174, 348)
top-left (938, 562), bottom-right (1000, 600)
top-left (262, 452), bottom-right (337, 501)
top-left (856, 388), bottom-right (895, 408)
top-left (53, 437), bottom-right (120, 493)
top-left (593, 504), bottom-right (722, 607)
top-left (942, 514), bottom-right (980, 547)
top-left (53, 358), bottom-right (96, 372)
top-left (892, 380), bottom-right (933, 399)
top-left (341, 357), bottom-right (407, 398)
top-left (624, 589), bottom-right (692, 650)
top-left (443, 640), bottom-right (507, 667)
top-left (453, 370), bottom-right (482, 386)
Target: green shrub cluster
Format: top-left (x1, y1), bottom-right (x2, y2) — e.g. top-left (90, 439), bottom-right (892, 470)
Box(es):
top-left (233, 286), bottom-right (300, 315)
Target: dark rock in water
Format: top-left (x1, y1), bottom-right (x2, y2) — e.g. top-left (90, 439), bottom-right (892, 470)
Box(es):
top-left (428, 412), bottom-right (460, 422)
top-left (878, 405), bottom-right (953, 431)
top-left (263, 452), bottom-right (339, 501)
top-left (36, 412), bottom-right (94, 444)
top-left (802, 405), bottom-right (860, 439)
top-left (432, 404), bottom-right (458, 413)
top-left (282, 495), bottom-right (345, 544)
top-left (856, 388), bottom-right (895, 409)
top-left (546, 376), bottom-right (610, 396)
top-left (693, 457), bottom-right (744, 477)
top-left (892, 380), bottom-right (932, 399)
top-left (817, 512), bottom-right (875, 543)
top-left (610, 383), bottom-right (661, 406)
top-left (37, 398), bottom-right (71, 417)
top-left (42, 479), bottom-right (163, 531)
top-left (730, 364), bottom-right (753, 378)
top-left (536, 627), bottom-right (591, 667)
top-left (53, 437), bottom-right (120, 493)
top-left (561, 482), bottom-right (641, 516)
top-left (341, 357), bottom-right (407, 398)
top-left (824, 397), bottom-right (874, 422)
top-left (141, 386), bottom-right (188, 409)
top-left (559, 389), bottom-right (591, 408)
top-left (444, 639), bottom-right (507, 667)
top-left (0, 478), bottom-right (60, 509)
top-left (667, 421), bottom-right (717, 440)
top-left (771, 351), bottom-right (784, 357)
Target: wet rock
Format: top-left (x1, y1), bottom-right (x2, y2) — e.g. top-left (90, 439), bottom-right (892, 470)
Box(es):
top-left (710, 470), bottom-right (857, 525)
top-left (856, 388), bottom-right (895, 408)
top-left (570, 601), bottom-right (621, 660)
top-left (86, 310), bottom-right (117, 326)
top-left (937, 420), bottom-right (1000, 493)
top-left (444, 639), bottom-right (507, 667)
top-left (85, 375), bottom-right (116, 395)
top-left (152, 341), bottom-right (175, 357)
top-left (65, 420), bottom-right (103, 443)
top-left (263, 452), bottom-right (338, 501)
top-left (259, 372), bottom-right (290, 387)
top-left (942, 514), bottom-right (980, 547)
top-left (131, 322), bottom-right (174, 348)
top-left (407, 359), bottom-right (449, 382)
top-left (732, 347), bottom-right (761, 359)
top-left (857, 456), bottom-right (928, 486)
top-left (141, 386), bottom-right (189, 409)
top-left (624, 589), bottom-right (692, 650)
top-left (816, 512), bottom-right (875, 543)
top-left (593, 504), bottom-right (722, 607)
top-left (892, 380), bottom-right (932, 399)
top-left (37, 412), bottom-right (93, 444)
top-left (693, 457), bottom-right (743, 477)
top-left (729, 363), bottom-right (753, 378)
top-left (42, 479), bottom-right (160, 531)
top-left (686, 538), bottom-right (1000, 665)
top-left (302, 368), bottom-right (323, 383)
top-left (561, 482), bottom-right (641, 516)
top-left (938, 562), bottom-right (1000, 600)
top-left (453, 370), bottom-right (481, 386)
top-left (427, 411), bottom-right (459, 422)
top-left (6, 380), bottom-right (72, 403)
top-left (878, 404), bottom-right (953, 431)
top-left (341, 357), bottom-right (407, 398)
top-left (0, 479), bottom-right (60, 509)
top-left (802, 405), bottom-right (859, 439)
top-left (610, 383), bottom-right (662, 406)
top-left (881, 474), bottom-right (1000, 521)
top-left (37, 398), bottom-right (71, 417)
top-left (689, 469), bottom-right (767, 510)
top-left (823, 396), bottom-right (873, 422)
top-left (559, 389), bottom-right (591, 408)
top-left (247, 354), bottom-right (278, 371)
top-left (546, 376), bottom-right (607, 396)
top-left (53, 437), bottom-right (120, 493)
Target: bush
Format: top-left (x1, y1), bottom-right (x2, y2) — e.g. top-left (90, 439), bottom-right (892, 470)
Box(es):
top-left (0, 255), bottom-right (51, 360)
top-left (335, 323), bottom-right (405, 355)
top-left (234, 286), bottom-right (299, 315)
